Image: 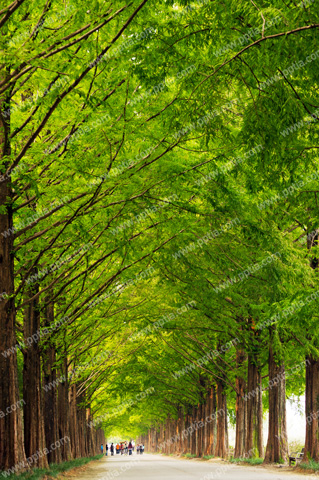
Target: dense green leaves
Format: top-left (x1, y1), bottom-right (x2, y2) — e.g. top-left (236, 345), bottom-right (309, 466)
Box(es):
top-left (1, 0), bottom-right (319, 446)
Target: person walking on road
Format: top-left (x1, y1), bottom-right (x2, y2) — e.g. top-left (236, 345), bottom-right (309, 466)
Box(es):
top-left (105, 443), bottom-right (108, 456)
top-left (110, 443), bottom-right (114, 456)
top-left (141, 444), bottom-right (144, 454)
top-left (116, 443), bottom-right (120, 454)
top-left (128, 441), bottom-right (133, 455)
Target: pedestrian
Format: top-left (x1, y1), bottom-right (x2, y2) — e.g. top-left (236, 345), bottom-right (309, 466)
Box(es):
top-left (128, 441), bottom-right (133, 455)
top-left (124, 441), bottom-right (128, 455)
top-left (116, 442), bottom-right (120, 454)
top-left (141, 444), bottom-right (144, 454)
top-left (132, 439), bottom-right (135, 452)
top-left (120, 442), bottom-right (124, 455)
top-left (105, 443), bottom-right (108, 456)
top-left (137, 444), bottom-right (140, 454)
top-left (110, 443), bottom-right (114, 456)
top-left (101, 443), bottom-right (103, 454)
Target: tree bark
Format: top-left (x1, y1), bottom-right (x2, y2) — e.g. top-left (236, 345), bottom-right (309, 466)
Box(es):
top-left (197, 404), bottom-right (202, 457)
top-left (77, 392), bottom-right (87, 457)
top-left (214, 381), bottom-right (227, 458)
top-left (42, 304), bottom-right (61, 464)
top-left (69, 382), bottom-right (80, 459)
top-left (305, 234), bottom-right (319, 460)
top-left (264, 343), bottom-right (288, 463)
top-left (206, 386), bottom-right (217, 455)
top-left (193, 406), bottom-right (198, 456)
top-left (203, 396), bottom-right (208, 456)
top-left (166, 416), bottom-right (170, 454)
top-left (185, 414), bottom-right (190, 454)
top-left (58, 357), bottom-right (72, 461)
top-left (0, 72), bottom-right (27, 472)
top-left (235, 350), bottom-right (246, 458)
top-left (245, 354), bottom-right (263, 457)
top-left (23, 284), bottom-right (48, 469)
top-left (189, 412), bottom-right (194, 455)
top-left (305, 355), bottom-right (319, 461)
top-left (85, 408), bottom-right (95, 456)
top-left (177, 407), bottom-right (183, 454)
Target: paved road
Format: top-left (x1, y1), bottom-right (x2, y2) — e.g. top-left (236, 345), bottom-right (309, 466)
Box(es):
top-left (67, 453), bottom-right (315, 480)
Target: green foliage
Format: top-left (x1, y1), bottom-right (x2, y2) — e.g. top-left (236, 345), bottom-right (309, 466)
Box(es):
top-left (1, 0), bottom-right (318, 448)
top-left (289, 440), bottom-right (305, 455)
top-left (300, 460), bottom-right (319, 472)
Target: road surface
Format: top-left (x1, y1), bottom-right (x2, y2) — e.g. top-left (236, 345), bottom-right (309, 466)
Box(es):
top-left (66, 453), bottom-right (315, 480)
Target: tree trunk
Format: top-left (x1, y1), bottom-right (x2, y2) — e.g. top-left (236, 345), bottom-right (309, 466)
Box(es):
top-left (85, 408), bottom-right (95, 456)
top-left (174, 417), bottom-right (178, 454)
top-left (166, 416), bottom-right (170, 454)
top-left (176, 408), bottom-right (182, 454)
top-left (235, 350), bottom-right (246, 458)
top-left (58, 357), bottom-right (72, 461)
top-left (43, 345), bottom-right (61, 463)
top-left (184, 414), bottom-right (190, 454)
top-left (42, 303), bottom-right (61, 464)
top-left (69, 383), bottom-right (80, 459)
top-left (23, 280), bottom-right (48, 469)
top-left (193, 406), bottom-right (198, 456)
top-left (77, 392), bottom-right (87, 457)
top-left (245, 355), bottom-right (263, 457)
top-left (159, 423), bottom-right (163, 452)
top-left (264, 343), bottom-right (288, 463)
top-left (305, 355), bottom-right (319, 461)
top-left (206, 386), bottom-right (217, 455)
top-left (197, 404), bottom-right (202, 457)
top-left (204, 398), bottom-right (209, 456)
top-left (0, 73), bottom-right (27, 472)
top-left (214, 381), bottom-right (227, 458)
top-left (189, 412), bottom-right (194, 454)
top-left (304, 229), bottom-right (319, 459)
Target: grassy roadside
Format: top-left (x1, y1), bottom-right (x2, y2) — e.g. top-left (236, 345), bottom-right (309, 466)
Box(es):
top-left (298, 460), bottom-right (319, 473)
top-left (230, 456), bottom-right (319, 474)
top-left (159, 451), bottom-right (319, 474)
top-left (1, 455), bottom-right (103, 479)
top-left (229, 457), bottom-right (264, 465)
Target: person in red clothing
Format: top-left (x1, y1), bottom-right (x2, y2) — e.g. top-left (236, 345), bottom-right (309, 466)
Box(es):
top-left (128, 441), bottom-right (133, 455)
